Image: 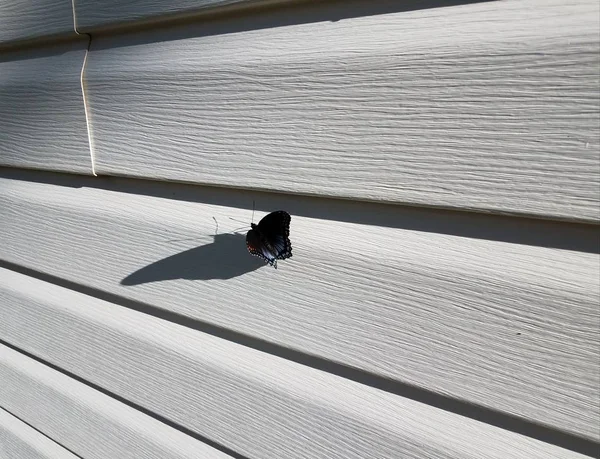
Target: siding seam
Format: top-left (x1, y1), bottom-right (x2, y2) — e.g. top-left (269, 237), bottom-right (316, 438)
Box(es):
top-left (0, 406), bottom-right (84, 459)
top-left (0, 258), bottom-right (598, 457)
top-left (0, 339), bottom-right (249, 459)
top-left (72, 0), bottom-right (96, 176)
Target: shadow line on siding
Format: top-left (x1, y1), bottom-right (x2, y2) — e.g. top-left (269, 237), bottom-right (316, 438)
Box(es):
top-left (0, 406), bottom-right (84, 459)
top-left (85, 0), bottom-right (497, 47)
top-left (1, 168), bottom-right (598, 254)
top-left (1, 260), bottom-right (598, 457)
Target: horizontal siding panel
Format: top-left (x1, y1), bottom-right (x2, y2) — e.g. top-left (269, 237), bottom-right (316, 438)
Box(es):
top-left (0, 408), bottom-right (78, 459)
top-left (85, 0), bottom-right (600, 221)
top-left (0, 344), bottom-right (233, 459)
top-left (0, 176), bottom-right (598, 442)
top-left (0, 0), bottom-right (75, 45)
top-left (75, 0), bottom-right (264, 32)
top-left (0, 270), bottom-right (591, 459)
top-left (0, 42), bottom-right (92, 173)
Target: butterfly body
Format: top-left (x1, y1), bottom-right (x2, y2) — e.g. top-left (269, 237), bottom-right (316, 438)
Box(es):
top-left (246, 211), bottom-right (292, 268)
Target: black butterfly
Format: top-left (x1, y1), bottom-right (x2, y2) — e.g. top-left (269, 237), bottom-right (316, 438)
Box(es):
top-left (246, 211), bottom-right (292, 269)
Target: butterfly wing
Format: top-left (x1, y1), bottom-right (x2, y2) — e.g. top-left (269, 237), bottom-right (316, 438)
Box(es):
top-left (246, 211), bottom-right (293, 268)
top-left (257, 211), bottom-right (292, 261)
top-left (246, 228), bottom-right (279, 267)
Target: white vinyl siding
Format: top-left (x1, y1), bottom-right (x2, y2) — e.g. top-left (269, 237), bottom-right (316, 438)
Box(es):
top-left (0, 0), bottom-right (598, 457)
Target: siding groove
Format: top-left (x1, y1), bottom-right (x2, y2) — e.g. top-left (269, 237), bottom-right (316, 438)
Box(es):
top-left (0, 407), bottom-right (81, 459)
top-left (1, 174), bottom-right (598, 444)
top-left (1, 256), bottom-right (599, 456)
top-left (0, 343), bottom-right (235, 459)
top-left (0, 0), bottom-right (598, 456)
top-left (83, 0), bottom-right (600, 221)
top-left (0, 270), bottom-right (595, 458)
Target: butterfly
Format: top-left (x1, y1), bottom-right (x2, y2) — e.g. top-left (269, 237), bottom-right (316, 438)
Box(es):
top-left (246, 211), bottom-right (292, 269)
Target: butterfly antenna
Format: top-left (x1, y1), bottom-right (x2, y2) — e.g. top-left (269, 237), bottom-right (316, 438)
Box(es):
top-left (212, 216), bottom-right (219, 236)
top-left (251, 200), bottom-right (255, 224)
top-left (230, 225), bottom-right (248, 234)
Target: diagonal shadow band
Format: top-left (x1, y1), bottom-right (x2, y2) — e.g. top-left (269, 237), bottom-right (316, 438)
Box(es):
top-left (121, 233), bottom-right (265, 285)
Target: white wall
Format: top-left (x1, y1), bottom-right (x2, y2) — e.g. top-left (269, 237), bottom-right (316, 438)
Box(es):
top-left (0, 0), bottom-right (598, 458)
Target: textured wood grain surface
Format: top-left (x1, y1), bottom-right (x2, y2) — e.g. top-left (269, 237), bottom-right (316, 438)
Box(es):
top-left (84, 0), bottom-right (600, 221)
top-left (0, 176), bottom-right (598, 442)
top-left (0, 344), bottom-right (233, 459)
top-left (0, 271), bottom-right (592, 459)
top-left (0, 42), bottom-right (92, 173)
top-left (75, 0), bottom-right (265, 31)
top-left (0, 0), bottom-right (75, 45)
top-left (0, 407), bottom-right (79, 459)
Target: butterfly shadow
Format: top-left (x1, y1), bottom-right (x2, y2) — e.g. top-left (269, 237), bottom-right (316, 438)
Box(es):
top-left (120, 233), bottom-right (265, 285)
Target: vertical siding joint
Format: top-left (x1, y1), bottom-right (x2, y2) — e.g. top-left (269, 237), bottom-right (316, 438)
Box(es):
top-left (71, 0), bottom-right (96, 176)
